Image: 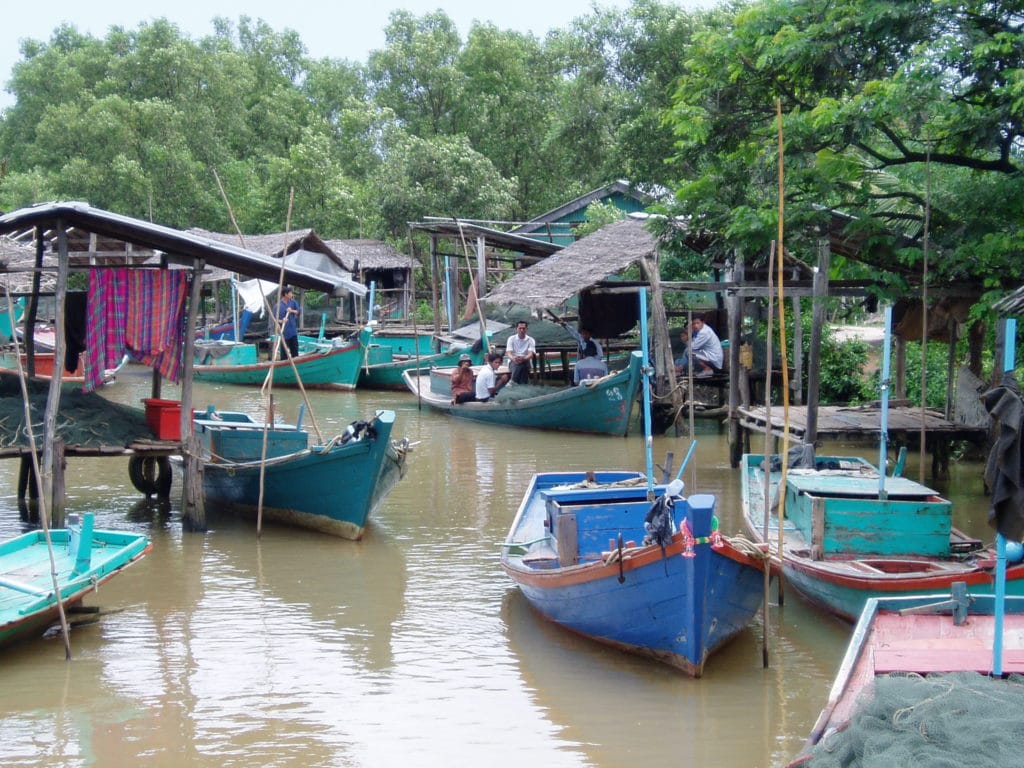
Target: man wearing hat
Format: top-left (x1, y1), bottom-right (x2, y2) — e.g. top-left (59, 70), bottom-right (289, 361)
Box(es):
top-left (450, 353), bottom-right (476, 404)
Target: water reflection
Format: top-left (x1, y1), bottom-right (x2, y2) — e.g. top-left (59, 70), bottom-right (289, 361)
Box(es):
top-left (0, 366), bottom-right (996, 767)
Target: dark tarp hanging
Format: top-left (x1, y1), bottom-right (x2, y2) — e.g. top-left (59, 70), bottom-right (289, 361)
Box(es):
top-left (579, 290), bottom-right (638, 339)
top-left (982, 371), bottom-right (1024, 541)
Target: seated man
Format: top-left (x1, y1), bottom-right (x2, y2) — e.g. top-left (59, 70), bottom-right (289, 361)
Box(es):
top-left (450, 354), bottom-right (476, 404)
top-left (474, 352), bottom-right (509, 402)
top-left (559, 320), bottom-right (608, 384)
top-left (505, 320), bottom-right (536, 385)
top-left (675, 314), bottom-right (723, 378)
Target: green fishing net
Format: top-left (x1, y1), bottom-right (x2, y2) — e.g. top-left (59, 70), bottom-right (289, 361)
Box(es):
top-left (806, 671), bottom-right (1024, 767)
top-left (0, 378), bottom-right (152, 448)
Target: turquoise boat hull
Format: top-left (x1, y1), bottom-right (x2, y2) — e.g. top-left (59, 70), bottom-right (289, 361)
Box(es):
top-left (402, 351), bottom-right (643, 436)
top-left (193, 328), bottom-right (369, 390)
top-left (741, 452), bottom-right (1024, 621)
top-left (0, 513), bottom-right (151, 647)
top-left (199, 409), bottom-right (409, 539)
top-left (360, 346), bottom-right (482, 390)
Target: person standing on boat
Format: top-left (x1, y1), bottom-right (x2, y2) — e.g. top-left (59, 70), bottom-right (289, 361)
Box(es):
top-left (506, 321), bottom-right (536, 384)
top-left (559, 320), bottom-right (608, 384)
top-left (675, 314), bottom-right (723, 378)
top-left (275, 286), bottom-right (300, 360)
top-left (450, 354), bottom-right (476, 404)
top-left (475, 352), bottom-right (509, 402)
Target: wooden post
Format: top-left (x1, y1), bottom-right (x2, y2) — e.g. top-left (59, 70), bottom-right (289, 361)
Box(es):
top-left (429, 235), bottom-right (441, 336)
top-left (638, 251), bottom-right (679, 428)
top-left (895, 335), bottom-right (907, 399)
top-left (791, 269), bottom-right (803, 407)
top-left (180, 262), bottom-right (206, 531)
top-left (727, 250), bottom-right (744, 467)
top-left (804, 237), bottom-right (829, 445)
top-left (41, 225), bottom-right (70, 522)
top-left (50, 439), bottom-right (66, 527)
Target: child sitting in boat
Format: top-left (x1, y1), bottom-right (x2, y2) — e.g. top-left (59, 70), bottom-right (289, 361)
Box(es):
top-left (450, 354), bottom-right (476, 404)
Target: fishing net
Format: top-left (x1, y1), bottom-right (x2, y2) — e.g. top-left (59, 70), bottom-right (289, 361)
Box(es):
top-left (0, 377), bottom-right (152, 448)
top-left (492, 383), bottom-right (560, 403)
top-left (806, 671), bottom-right (1024, 767)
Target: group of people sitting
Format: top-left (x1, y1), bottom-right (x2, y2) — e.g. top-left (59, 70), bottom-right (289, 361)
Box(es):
top-left (448, 311), bottom-right (725, 405)
top-left (449, 318), bottom-right (609, 405)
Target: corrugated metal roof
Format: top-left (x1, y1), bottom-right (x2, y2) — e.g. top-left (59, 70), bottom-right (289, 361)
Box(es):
top-left (0, 202), bottom-right (358, 296)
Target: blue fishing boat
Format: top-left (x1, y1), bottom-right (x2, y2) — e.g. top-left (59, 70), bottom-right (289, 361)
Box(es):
top-left (196, 407), bottom-right (409, 539)
top-left (500, 290), bottom-right (765, 676)
top-left (0, 513), bottom-right (151, 647)
top-left (740, 452), bottom-right (1024, 621)
top-left (788, 587), bottom-right (1024, 766)
top-left (401, 350), bottom-right (643, 436)
top-left (501, 471), bottom-right (768, 676)
top-left (193, 327), bottom-right (369, 390)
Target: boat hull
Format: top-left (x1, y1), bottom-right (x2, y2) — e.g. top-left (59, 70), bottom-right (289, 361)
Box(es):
top-left (193, 335), bottom-right (365, 389)
top-left (360, 346), bottom-right (480, 390)
top-left (0, 514), bottom-right (151, 647)
top-left (201, 410), bottom-right (407, 539)
top-left (402, 351), bottom-right (643, 436)
top-left (502, 471), bottom-right (766, 676)
top-left (788, 591), bottom-right (1024, 766)
top-left (740, 453), bottom-right (1024, 621)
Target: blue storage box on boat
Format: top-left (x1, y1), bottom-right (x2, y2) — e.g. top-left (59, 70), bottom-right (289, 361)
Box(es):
top-left (143, 398), bottom-right (182, 440)
top-left (207, 426), bottom-right (308, 463)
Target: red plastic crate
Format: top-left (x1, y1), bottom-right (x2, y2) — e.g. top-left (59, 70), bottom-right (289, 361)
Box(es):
top-left (143, 398), bottom-right (182, 440)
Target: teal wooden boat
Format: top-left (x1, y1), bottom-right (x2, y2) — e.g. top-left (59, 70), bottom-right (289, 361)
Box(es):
top-left (0, 297), bottom-right (24, 343)
top-left (193, 327), bottom-right (369, 390)
top-left (0, 513), bottom-right (151, 648)
top-left (401, 351), bottom-right (642, 436)
top-left (197, 407), bottom-right (410, 539)
top-left (360, 344), bottom-right (482, 390)
top-left (740, 452), bottom-right (1024, 621)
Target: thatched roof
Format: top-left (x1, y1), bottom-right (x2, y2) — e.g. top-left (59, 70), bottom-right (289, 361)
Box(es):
top-left (323, 239), bottom-right (416, 271)
top-left (993, 287), bottom-right (1024, 315)
top-left (482, 218), bottom-right (656, 310)
top-left (0, 237), bottom-right (57, 293)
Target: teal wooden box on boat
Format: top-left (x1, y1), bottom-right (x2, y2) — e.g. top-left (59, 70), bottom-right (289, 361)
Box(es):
top-left (781, 464), bottom-right (953, 558)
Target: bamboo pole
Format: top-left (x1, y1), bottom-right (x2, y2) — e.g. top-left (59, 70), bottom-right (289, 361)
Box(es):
top-left (761, 240), bottom-right (776, 670)
top-left (5, 242), bottom-right (73, 659)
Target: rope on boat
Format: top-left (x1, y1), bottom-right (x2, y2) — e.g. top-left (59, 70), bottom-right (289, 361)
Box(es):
top-left (726, 534), bottom-right (770, 561)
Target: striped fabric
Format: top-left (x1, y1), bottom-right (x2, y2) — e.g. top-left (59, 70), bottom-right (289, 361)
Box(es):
top-left (85, 269), bottom-right (189, 391)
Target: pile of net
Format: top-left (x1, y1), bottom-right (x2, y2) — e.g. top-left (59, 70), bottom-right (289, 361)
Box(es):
top-left (492, 383), bottom-right (562, 403)
top-left (0, 377), bottom-right (152, 448)
top-left (807, 671), bottom-right (1024, 767)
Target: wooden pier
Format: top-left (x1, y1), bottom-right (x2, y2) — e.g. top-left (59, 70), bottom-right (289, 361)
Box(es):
top-left (737, 404), bottom-right (988, 479)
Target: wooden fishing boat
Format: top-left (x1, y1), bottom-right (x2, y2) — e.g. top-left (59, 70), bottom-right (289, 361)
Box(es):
top-left (0, 512), bottom-right (151, 648)
top-left (788, 587), bottom-right (1024, 766)
top-left (360, 344), bottom-right (481, 390)
top-left (0, 350), bottom-right (127, 384)
top-left (740, 452), bottom-right (1024, 621)
top-left (501, 470), bottom-right (768, 676)
top-left (401, 350), bottom-right (643, 436)
top-left (196, 407), bottom-right (409, 540)
top-left (193, 327), bottom-right (369, 390)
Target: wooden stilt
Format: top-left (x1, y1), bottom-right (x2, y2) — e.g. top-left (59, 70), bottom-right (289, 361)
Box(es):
top-left (17, 454), bottom-right (37, 500)
top-left (181, 262), bottom-right (206, 531)
top-left (51, 439), bottom-right (66, 527)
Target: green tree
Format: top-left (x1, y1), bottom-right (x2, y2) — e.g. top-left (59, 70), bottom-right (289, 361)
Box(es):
top-left (666, 0), bottom-right (1024, 304)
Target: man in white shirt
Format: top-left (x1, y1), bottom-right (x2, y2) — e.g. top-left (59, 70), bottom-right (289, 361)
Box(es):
top-left (474, 352), bottom-right (509, 401)
top-left (505, 320), bottom-right (536, 384)
top-left (675, 315), bottom-right (723, 378)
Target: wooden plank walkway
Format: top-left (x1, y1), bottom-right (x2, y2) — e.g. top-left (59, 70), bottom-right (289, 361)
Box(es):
top-left (737, 404), bottom-right (987, 443)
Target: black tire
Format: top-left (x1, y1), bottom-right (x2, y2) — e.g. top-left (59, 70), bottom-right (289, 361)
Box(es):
top-left (129, 456), bottom-right (173, 498)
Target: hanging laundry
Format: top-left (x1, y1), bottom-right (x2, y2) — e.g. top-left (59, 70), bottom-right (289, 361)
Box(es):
top-left (85, 269), bottom-right (189, 391)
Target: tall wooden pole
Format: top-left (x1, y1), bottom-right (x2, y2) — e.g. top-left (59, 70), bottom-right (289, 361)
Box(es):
top-left (181, 260), bottom-right (206, 532)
